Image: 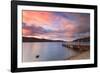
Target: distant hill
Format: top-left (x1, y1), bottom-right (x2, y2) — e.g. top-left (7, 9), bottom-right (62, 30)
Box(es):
top-left (23, 37), bottom-right (65, 42)
top-left (73, 37), bottom-right (90, 42)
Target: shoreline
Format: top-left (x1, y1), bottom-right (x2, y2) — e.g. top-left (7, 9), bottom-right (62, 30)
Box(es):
top-left (68, 50), bottom-right (90, 60)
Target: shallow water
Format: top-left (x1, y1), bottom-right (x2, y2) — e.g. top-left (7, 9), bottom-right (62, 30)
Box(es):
top-left (22, 42), bottom-right (77, 62)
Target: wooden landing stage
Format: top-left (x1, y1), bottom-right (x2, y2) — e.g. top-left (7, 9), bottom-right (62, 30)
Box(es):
top-left (62, 42), bottom-right (90, 52)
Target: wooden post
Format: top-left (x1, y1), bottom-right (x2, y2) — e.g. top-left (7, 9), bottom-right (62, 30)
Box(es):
top-left (78, 40), bottom-right (80, 48)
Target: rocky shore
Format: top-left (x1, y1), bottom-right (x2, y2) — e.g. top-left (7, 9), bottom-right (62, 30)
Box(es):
top-left (68, 50), bottom-right (90, 60)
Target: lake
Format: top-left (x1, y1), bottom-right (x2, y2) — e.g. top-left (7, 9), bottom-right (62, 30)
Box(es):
top-left (22, 42), bottom-right (77, 62)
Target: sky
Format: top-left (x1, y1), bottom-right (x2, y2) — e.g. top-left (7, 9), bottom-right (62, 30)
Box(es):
top-left (22, 10), bottom-right (90, 41)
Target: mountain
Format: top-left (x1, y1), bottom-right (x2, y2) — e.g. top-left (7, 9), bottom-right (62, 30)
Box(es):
top-left (73, 36), bottom-right (90, 42)
top-left (23, 37), bottom-right (65, 42)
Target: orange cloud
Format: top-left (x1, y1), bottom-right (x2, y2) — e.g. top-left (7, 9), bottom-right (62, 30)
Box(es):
top-left (22, 11), bottom-right (53, 27)
top-left (22, 11), bottom-right (89, 41)
top-left (22, 28), bottom-right (32, 36)
top-left (58, 18), bottom-right (77, 39)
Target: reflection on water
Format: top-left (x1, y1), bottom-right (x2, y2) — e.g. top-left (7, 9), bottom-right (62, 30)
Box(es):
top-left (22, 42), bottom-right (77, 62)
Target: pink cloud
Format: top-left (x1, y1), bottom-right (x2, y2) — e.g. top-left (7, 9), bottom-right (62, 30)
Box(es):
top-left (22, 28), bottom-right (32, 36)
top-left (22, 11), bottom-right (89, 41)
top-left (22, 11), bottom-right (53, 27)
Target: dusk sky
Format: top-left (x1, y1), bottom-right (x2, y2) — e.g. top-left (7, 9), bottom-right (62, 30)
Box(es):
top-left (22, 10), bottom-right (90, 41)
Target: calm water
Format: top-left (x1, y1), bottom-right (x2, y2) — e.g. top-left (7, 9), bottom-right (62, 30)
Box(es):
top-left (22, 42), bottom-right (77, 62)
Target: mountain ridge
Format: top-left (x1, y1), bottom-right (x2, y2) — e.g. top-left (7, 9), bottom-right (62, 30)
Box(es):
top-left (23, 37), bottom-right (65, 42)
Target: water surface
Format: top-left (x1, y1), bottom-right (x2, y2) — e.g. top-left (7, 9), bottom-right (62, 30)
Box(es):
top-left (22, 42), bottom-right (77, 62)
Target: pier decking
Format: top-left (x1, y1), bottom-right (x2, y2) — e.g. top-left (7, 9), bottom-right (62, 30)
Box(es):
top-left (62, 42), bottom-right (90, 52)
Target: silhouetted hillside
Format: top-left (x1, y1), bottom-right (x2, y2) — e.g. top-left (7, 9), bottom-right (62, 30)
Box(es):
top-left (23, 37), bottom-right (65, 42)
top-left (73, 37), bottom-right (90, 42)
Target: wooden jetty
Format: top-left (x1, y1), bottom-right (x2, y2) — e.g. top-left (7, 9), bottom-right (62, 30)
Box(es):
top-left (62, 42), bottom-right (90, 52)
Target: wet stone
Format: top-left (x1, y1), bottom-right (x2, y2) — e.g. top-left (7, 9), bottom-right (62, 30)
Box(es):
top-left (36, 55), bottom-right (40, 58)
